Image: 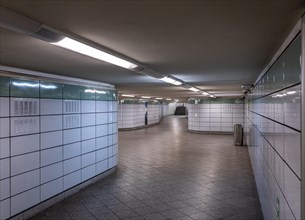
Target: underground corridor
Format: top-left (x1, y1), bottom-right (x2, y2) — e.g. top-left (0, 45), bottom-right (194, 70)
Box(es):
top-left (29, 116), bottom-right (263, 220)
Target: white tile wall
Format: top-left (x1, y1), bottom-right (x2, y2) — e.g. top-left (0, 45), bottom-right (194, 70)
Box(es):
top-left (0, 199), bottom-right (10, 220)
top-left (0, 138), bottom-right (10, 159)
top-left (81, 152), bottom-right (95, 167)
top-left (40, 131), bottom-right (63, 150)
top-left (41, 162), bottom-right (63, 184)
top-left (118, 103), bottom-right (146, 129)
top-left (82, 139), bottom-right (96, 154)
top-left (82, 164), bottom-right (96, 181)
top-left (41, 178), bottom-right (63, 201)
top-left (64, 156), bottom-right (81, 175)
top-left (82, 113), bottom-right (96, 126)
top-left (10, 117), bottom-right (39, 136)
top-left (11, 187), bottom-right (40, 216)
top-left (40, 99), bottom-right (62, 115)
top-left (81, 100), bottom-right (95, 113)
top-left (0, 158), bottom-right (10, 179)
top-left (81, 126), bottom-right (95, 140)
top-left (96, 136), bottom-right (108, 149)
top-left (41, 146), bottom-right (63, 167)
top-left (11, 134), bottom-right (39, 156)
top-left (0, 78), bottom-right (118, 219)
top-left (188, 102), bottom-right (244, 132)
top-left (246, 83), bottom-right (301, 220)
top-left (11, 169), bottom-right (40, 195)
top-left (0, 178), bottom-right (10, 200)
top-left (64, 142), bottom-right (81, 159)
top-left (63, 128), bottom-right (81, 144)
top-left (41, 115), bottom-right (63, 132)
top-left (96, 101), bottom-right (108, 112)
top-left (96, 148), bottom-right (108, 162)
top-left (11, 152), bottom-right (39, 176)
top-left (63, 170), bottom-right (81, 190)
top-left (0, 118), bottom-right (9, 138)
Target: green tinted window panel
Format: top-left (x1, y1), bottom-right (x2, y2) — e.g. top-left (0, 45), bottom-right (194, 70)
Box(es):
top-left (95, 89), bottom-right (108, 101)
top-left (274, 55), bottom-right (284, 91)
top-left (63, 84), bottom-right (82, 100)
top-left (40, 81), bottom-right (63, 99)
top-left (112, 90), bottom-right (118, 101)
top-left (81, 87), bottom-right (96, 100)
top-left (198, 99), bottom-right (210, 104)
top-left (0, 76), bottom-right (10, 97)
top-left (107, 90), bottom-right (116, 101)
top-left (210, 99), bottom-right (222, 104)
top-left (10, 78), bottom-right (39, 98)
top-left (283, 35), bottom-right (301, 87)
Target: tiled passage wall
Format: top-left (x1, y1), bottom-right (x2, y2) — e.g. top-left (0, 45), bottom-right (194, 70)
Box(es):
top-left (0, 75), bottom-right (118, 219)
top-left (147, 104), bottom-right (162, 125)
top-left (188, 99), bottom-right (244, 132)
top-left (118, 102), bottom-right (162, 129)
top-left (118, 103), bottom-right (146, 129)
top-left (244, 35), bottom-right (301, 219)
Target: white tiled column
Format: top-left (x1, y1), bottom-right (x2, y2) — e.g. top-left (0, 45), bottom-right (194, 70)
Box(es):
top-left (0, 97), bottom-right (10, 220)
top-left (40, 98), bottom-right (63, 202)
top-left (301, 15), bottom-right (305, 220)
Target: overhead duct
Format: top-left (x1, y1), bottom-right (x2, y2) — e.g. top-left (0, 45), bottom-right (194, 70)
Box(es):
top-left (0, 6), bottom-right (64, 43)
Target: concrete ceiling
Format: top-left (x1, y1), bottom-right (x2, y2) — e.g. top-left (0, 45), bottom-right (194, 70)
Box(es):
top-left (0, 0), bottom-right (304, 100)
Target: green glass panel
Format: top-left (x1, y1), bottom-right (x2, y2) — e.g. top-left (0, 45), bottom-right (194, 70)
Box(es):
top-left (0, 76), bottom-right (10, 97)
top-left (81, 87), bottom-right (96, 100)
top-left (112, 90), bottom-right (118, 101)
top-left (274, 55), bottom-right (284, 91)
top-left (283, 35), bottom-right (301, 87)
top-left (40, 81), bottom-right (63, 99)
top-left (95, 88), bottom-right (108, 101)
top-left (63, 84), bottom-right (82, 100)
top-left (210, 99), bottom-right (222, 104)
top-left (10, 78), bottom-right (39, 98)
top-left (198, 99), bottom-right (210, 104)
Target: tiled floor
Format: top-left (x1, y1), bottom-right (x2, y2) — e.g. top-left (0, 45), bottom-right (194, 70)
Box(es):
top-left (30, 116), bottom-right (263, 220)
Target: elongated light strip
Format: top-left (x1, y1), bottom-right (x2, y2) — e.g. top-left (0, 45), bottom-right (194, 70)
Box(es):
top-left (161, 76), bottom-right (182, 86)
top-left (141, 96), bottom-right (151, 99)
top-left (155, 97), bottom-right (163, 100)
top-left (122, 94), bottom-right (135, 97)
top-left (189, 87), bottom-right (200, 92)
top-left (52, 37), bottom-right (138, 69)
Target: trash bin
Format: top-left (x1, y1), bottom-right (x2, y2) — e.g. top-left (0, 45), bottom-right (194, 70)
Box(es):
top-left (233, 124), bottom-right (243, 146)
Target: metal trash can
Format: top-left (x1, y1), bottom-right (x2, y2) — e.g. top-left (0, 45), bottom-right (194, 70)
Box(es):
top-left (233, 124), bottom-right (243, 146)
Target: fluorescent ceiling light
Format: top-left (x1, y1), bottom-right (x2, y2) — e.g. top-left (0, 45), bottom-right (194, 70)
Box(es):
top-left (52, 37), bottom-right (138, 69)
top-left (155, 98), bottom-right (163, 100)
top-left (12, 82), bottom-right (39, 87)
top-left (189, 87), bottom-right (200, 92)
top-left (40, 84), bottom-right (57, 89)
top-left (286, 91), bottom-right (297, 95)
top-left (141, 96), bottom-right (151, 99)
top-left (122, 94), bottom-right (135, 97)
top-left (202, 92), bottom-right (208, 95)
top-left (166, 98), bottom-right (172, 101)
top-left (84, 89), bottom-right (106, 94)
top-left (161, 76), bottom-right (182, 86)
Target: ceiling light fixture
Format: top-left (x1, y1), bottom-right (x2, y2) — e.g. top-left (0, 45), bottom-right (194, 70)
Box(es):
top-left (52, 37), bottom-right (138, 70)
top-left (166, 98), bottom-right (172, 101)
top-left (141, 96), bottom-right (151, 99)
top-left (155, 98), bottom-right (163, 100)
top-left (160, 76), bottom-right (182, 85)
top-left (189, 87), bottom-right (200, 92)
top-left (121, 94), bottom-right (135, 97)
top-left (202, 92), bottom-right (208, 95)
